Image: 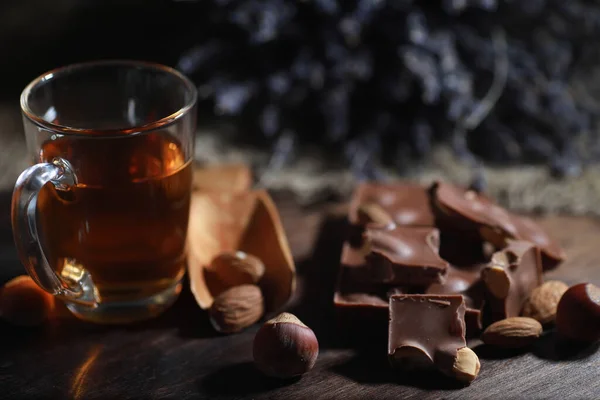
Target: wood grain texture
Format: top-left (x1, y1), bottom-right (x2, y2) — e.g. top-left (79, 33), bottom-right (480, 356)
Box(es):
top-left (0, 191), bottom-right (598, 400)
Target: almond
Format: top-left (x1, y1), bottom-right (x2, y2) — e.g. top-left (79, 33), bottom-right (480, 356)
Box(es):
top-left (205, 251), bottom-right (266, 293)
top-left (452, 347), bottom-right (481, 383)
top-left (482, 317), bottom-right (542, 348)
top-left (208, 284), bottom-right (264, 334)
top-left (522, 280), bottom-right (569, 324)
top-left (356, 202), bottom-right (394, 227)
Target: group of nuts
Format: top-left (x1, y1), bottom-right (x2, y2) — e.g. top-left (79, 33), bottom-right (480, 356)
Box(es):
top-left (205, 250), bottom-right (319, 379)
top-left (481, 281), bottom-right (600, 349)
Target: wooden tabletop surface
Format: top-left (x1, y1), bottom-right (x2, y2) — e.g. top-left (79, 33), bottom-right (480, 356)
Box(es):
top-left (0, 190), bottom-right (598, 400)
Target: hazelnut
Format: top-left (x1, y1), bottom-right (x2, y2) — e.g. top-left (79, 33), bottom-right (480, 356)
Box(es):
top-left (0, 275), bottom-right (54, 327)
top-left (522, 280), bottom-right (569, 324)
top-left (209, 284), bottom-right (264, 334)
top-left (206, 251), bottom-right (265, 289)
top-left (556, 283), bottom-right (600, 342)
top-left (253, 312), bottom-right (319, 379)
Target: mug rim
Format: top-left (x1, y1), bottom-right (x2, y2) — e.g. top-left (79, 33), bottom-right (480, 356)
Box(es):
top-left (20, 59), bottom-right (198, 137)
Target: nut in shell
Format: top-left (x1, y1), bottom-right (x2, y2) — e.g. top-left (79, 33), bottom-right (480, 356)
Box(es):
top-left (0, 275), bottom-right (55, 327)
top-left (556, 283), bottom-right (600, 343)
top-left (522, 280), bottom-right (568, 324)
top-left (209, 284), bottom-right (264, 334)
top-left (253, 312), bottom-right (319, 378)
top-left (481, 317), bottom-right (542, 348)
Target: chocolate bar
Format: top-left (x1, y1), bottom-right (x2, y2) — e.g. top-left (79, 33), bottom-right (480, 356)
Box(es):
top-left (388, 294), bottom-right (466, 375)
top-left (432, 181), bottom-right (564, 270)
top-left (364, 226), bottom-right (449, 286)
top-left (481, 240), bottom-right (543, 321)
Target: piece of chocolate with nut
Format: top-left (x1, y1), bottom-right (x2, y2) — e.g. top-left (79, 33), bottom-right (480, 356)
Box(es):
top-left (481, 240), bottom-right (543, 322)
top-left (364, 226), bottom-right (449, 287)
top-left (347, 182), bottom-right (436, 247)
top-left (388, 294), bottom-right (480, 383)
top-left (431, 181), bottom-right (564, 270)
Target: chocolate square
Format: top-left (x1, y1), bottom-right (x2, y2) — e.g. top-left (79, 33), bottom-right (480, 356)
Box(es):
top-left (388, 294), bottom-right (466, 371)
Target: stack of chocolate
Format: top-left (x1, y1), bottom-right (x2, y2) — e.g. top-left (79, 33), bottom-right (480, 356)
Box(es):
top-left (334, 181), bottom-right (565, 382)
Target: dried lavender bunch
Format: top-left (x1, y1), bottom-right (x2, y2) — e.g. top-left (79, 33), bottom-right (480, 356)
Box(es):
top-left (175, 0), bottom-right (600, 179)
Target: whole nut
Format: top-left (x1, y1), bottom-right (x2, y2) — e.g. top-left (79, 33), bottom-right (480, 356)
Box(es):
top-left (356, 202), bottom-right (395, 227)
top-left (209, 284), bottom-right (264, 334)
top-left (206, 251), bottom-right (265, 289)
top-left (481, 317), bottom-right (542, 348)
top-left (253, 312), bottom-right (319, 378)
top-left (556, 283), bottom-right (600, 342)
top-left (0, 275), bottom-right (55, 327)
top-left (451, 347), bottom-right (481, 383)
top-left (522, 280), bottom-right (569, 324)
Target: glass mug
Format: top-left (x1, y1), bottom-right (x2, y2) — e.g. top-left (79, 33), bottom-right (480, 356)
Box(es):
top-left (11, 60), bottom-right (197, 324)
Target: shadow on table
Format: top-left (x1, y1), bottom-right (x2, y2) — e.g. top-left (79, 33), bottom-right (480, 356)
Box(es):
top-left (330, 350), bottom-right (468, 390)
top-left (531, 330), bottom-right (600, 361)
top-left (200, 361), bottom-right (300, 397)
top-left (285, 215), bottom-right (347, 350)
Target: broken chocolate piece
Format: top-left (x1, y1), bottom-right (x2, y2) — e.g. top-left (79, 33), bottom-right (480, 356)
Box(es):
top-left (348, 182), bottom-right (435, 246)
top-left (481, 240), bottom-right (543, 322)
top-left (432, 181), bottom-right (564, 270)
top-left (364, 226), bottom-right (448, 286)
top-left (509, 214), bottom-right (565, 270)
top-left (388, 294), bottom-right (466, 377)
top-left (426, 264), bottom-right (486, 335)
top-left (432, 181), bottom-right (517, 243)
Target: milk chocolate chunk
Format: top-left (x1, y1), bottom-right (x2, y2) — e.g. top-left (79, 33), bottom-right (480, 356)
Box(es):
top-left (388, 294), bottom-right (467, 377)
top-left (481, 241), bottom-right (543, 322)
top-left (432, 181), bottom-right (517, 243)
top-left (364, 226), bottom-right (449, 286)
top-left (348, 183), bottom-right (435, 247)
top-left (432, 181), bottom-right (564, 270)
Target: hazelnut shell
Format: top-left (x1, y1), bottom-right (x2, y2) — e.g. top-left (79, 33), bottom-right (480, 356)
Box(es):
top-left (556, 283), bottom-right (600, 342)
top-left (253, 313), bottom-right (319, 378)
top-left (0, 275), bottom-right (54, 327)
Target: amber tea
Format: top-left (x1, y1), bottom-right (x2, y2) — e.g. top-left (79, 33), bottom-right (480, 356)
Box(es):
top-left (36, 131), bottom-right (192, 306)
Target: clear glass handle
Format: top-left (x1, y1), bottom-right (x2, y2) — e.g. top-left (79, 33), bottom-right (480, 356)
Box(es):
top-left (11, 158), bottom-right (99, 307)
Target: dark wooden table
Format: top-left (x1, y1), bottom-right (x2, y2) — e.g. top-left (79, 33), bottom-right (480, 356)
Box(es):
top-left (0, 190), bottom-right (599, 400)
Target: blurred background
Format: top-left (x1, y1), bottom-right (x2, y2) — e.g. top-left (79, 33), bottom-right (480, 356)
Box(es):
top-left (2, 0), bottom-right (600, 213)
